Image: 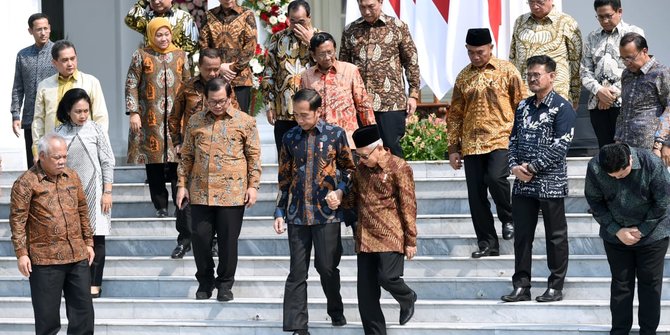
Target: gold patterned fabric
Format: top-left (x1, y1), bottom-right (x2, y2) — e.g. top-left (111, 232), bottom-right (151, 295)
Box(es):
top-left (124, 1), bottom-right (199, 54)
top-left (125, 48), bottom-right (190, 165)
top-left (199, 6), bottom-right (257, 88)
top-left (509, 9), bottom-right (582, 104)
top-left (448, 57), bottom-right (525, 156)
top-left (340, 14), bottom-right (420, 112)
top-left (177, 108), bottom-right (261, 207)
top-left (10, 165), bottom-right (93, 265)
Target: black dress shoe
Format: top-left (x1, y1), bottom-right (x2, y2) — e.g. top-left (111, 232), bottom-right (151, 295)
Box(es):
top-left (217, 289), bottom-right (234, 302)
top-left (291, 331), bottom-right (310, 335)
top-left (156, 208), bottom-right (169, 218)
top-left (195, 284), bottom-right (214, 300)
top-left (331, 315), bottom-right (347, 326)
top-left (536, 288), bottom-right (563, 302)
top-left (399, 290), bottom-right (417, 325)
top-left (171, 244), bottom-right (191, 259)
top-left (500, 287), bottom-right (531, 302)
top-left (471, 247), bottom-right (500, 258)
top-left (90, 287), bottom-right (102, 299)
top-left (502, 222), bottom-right (514, 240)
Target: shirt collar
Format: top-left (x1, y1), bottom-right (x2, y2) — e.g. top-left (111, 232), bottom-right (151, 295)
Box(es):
top-left (148, 5), bottom-right (175, 17)
top-left (469, 56), bottom-right (499, 71)
top-left (218, 5), bottom-right (244, 15)
top-left (640, 57), bottom-right (657, 75)
top-left (312, 59), bottom-right (341, 75)
top-left (35, 40), bottom-right (53, 52)
top-left (304, 119), bottom-right (326, 134)
top-left (598, 20), bottom-right (627, 35)
top-left (531, 90), bottom-right (557, 107)
top-left (206, 106), bottom-right (236, 119)
top-left (58, 69), bottom-right (79, 84)
top-left (357, 13), bottom-right (390, 26)
top-left (526, 8), bottom-right (559, 24)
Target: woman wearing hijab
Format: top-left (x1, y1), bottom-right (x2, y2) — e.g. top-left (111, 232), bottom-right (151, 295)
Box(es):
top-left (55, 88), bottom-right (115, 298)
top-left (125, 17), bottom-right (192, 259)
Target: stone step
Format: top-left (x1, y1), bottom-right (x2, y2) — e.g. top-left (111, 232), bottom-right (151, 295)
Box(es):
top-left (0, 233), bottom-right (608, 257)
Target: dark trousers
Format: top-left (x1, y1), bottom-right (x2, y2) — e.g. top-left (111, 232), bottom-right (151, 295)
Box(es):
top-left (29, 260), bottom-right (94, 335)
top-left (274, 120), bottom-right (299, 154)
top-left (234, 86), bottom-right (252, 114)
top-left (604, 237), bottom-right (669, 335)
top-left (512, 196), bottom-right (569, 290)
top-left (283, 223), bottom-right (343, 331)
top-left (374, 111), bottom-right (407, 158)
top-left (145, 162), bottom-right (191, 246)
top-left (589, 107), bottom-right (620, 148)
top-left (23, 125), bottom-right (34, 169)
top-left (90, 235), bottom-right (105, 286)
top-left (463, 150), bottom-right (513, 250)
top-left (357, 252), bottom-right (415, 335)
top-left (191, 205), bottom-right (244, 291)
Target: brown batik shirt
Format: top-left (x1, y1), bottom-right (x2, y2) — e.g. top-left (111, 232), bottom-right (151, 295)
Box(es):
top-left (339, 13), bottom-right (420, 112)
top-left (199, 5), bottom-right (257, 88)
top-left (10, 164), bottom-right (93, 265)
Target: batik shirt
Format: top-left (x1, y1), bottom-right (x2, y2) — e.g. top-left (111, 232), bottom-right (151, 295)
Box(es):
top-left (11, 40), bottom-right (56, 128)
top-left (510, 10), bottom-right (582, 104)
top-left (615, 57), bottom-right (670, 149)
top-left (508, 91), bottom-right (576, 198)
top-left (275, 120), bottom-right (356, 225)
top-left (125, 0), bottom-right (199, 54)
top-left (581, 20), bottom-right (644, 110)
top-left (340, 13), bottom-right (420, 112)
top-left (449, 57), bottom-right (525, 156)
top-left (260, 27), bottom-right (316, 121)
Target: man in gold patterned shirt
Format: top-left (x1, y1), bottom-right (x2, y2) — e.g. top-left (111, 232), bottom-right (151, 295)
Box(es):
top-left (125, 0), bottom-right (199, 55)
top-left (448, 28), bottom-right (525, 259)
top-left (509, 0), bottom-right (582, 108)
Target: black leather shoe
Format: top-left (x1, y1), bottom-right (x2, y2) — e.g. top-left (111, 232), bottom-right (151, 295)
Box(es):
top-left (399, 290), bottom-right (417, 325)
top-left (195, 284), bottom-right (214, 300)
top-left (291, 331), bottom-right (310, 335)
top-left (217, 289), bottom-right (234, 302)
top-left (471, 247), bottom-right (500, 258)
top-left (156, 208), bottom-right (169, 218)
top-left (536, 288), bottom-right (563, 302)
top-left (500, 287), bottom-right (531, 302)
top-left (331, 315), bottom-right (347, 326)
top-left (170, 244), bottom-right (191, 259)
top-left (502, 222), bottom-right (514, 240)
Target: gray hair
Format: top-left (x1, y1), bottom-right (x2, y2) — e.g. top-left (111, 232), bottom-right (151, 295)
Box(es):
top-left (37, 133), bottom-right (66, 155)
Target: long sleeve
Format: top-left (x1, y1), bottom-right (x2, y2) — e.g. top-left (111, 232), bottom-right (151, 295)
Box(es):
top-left (398, 22), bottom-right (420, 100)
top-left (580, 34), bottom-right (602, 96)
top-left (529, 103), bottom-right (576, 172)
top-left (508, 17), bottom-right (520, 69)
top-left (9, 177), bottom-right (32, 258)
top-left (654, 69), bottom-right (670, 145)
top-left (176, 116), bottom-right (195, 188)
top-left (178, 13), bottom-right (199, 54)
top-left (447, 83), bottom-right (465, 154)
top-left (275, 138), bottom-right (293, 218)
top-left (584, 162), bottom-right (621, 237)
top-left (125, 50), bottom-right (143, 115)
top-left (507, 103), bottom-right (523, 169)
top-left (32, 81), bottom-right (47, 156)
top-left (244, 118), bottom-right (262, 189)
top-left (89, 76), bottom-right (109, 132)
top-left (352, 68), bottom-right (375, 126)
top-left (566, 21), bottom-right (583, 104)
top-left (339, 30), bottom-right (352, 64)
top-left (638, 163), bottom-right (670, 236)
top-left (335, 133), bottom-right (356, 194)
top-left (74, 174), bottom-right (94, 248)
top-left (124, 0), bottom-right (149, 34)
top-left (94, 122), bottom-right (115, 184)
top-left (170, 86), bottom-right (187, 145)
top-left (396, 163), bottom-right (417, 248)
top-left (198, 12), bottom-right (213, 50)
top-left (11, 54), bottom-right (24, 121)
top-left (231, 12), bottom-right (258, 74)
top-left (261, 34), bottom-right (279, 106)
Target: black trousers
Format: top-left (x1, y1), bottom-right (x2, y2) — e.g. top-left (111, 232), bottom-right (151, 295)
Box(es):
top-left (589, 107), bottom-right (620, 148)
top-left (511, 195), bottom-right (569, 290)
top-left (283, 223), bottom-right (343, 331)
top-left (145, 162), bottom-right (191, 246)
top-left (90, 235), bottom-right (105, 286)
top-left (23, 125), bottom-right (34, 169)
top-left (463, 150), bottom-right (512, 250)
top-left (274, 120), bottom-right (298, 154)
top-left (374, 111), bottom-right (407, 158)
top-left (29, 260), bottom-right (94, 335)
top-left (234, 86), bottom-right (252, 114)
top-left (191, 205), bottom-right (245, 291)
top-left (358, 252), bottom-right (415, 335)
top-left (604, 237), bottom-right (669, 335)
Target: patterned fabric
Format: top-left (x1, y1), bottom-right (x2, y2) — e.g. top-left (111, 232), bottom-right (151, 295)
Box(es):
top-left (340, 13), bottom-right (420, 112)
top-left (350, 149), bottom-right (417, 253)
top-left (124, 0), bottom-right (199, 54)
top-left (199, 5), bottom-right (257, 87)
top-left (11, 40), bottom-right (56, 127)
top-left (125, 48), bottom-right (190, 165)
top-left (260, 27), bottom-right (316, 121)
top-left (177, 108), bottom-right (261, 207)
top-left (275, 120), bottom-right (356, 225)
top-left (56, 121), bottom-right (115, 235)
top-left (448, 57), bottom-right (525, 156)
top-left (10, 165), bottom-right (93, 265)
top-left (615, 57), bottom-right (670, 149)
top-left (33, 71), bottom-right (110, 157)
top-left (300, 60), bottom-right (376, 147)
top-left (581, 21), bottom-right (644, 110)
top-left (585, 147), bottom-right (670, 246)
top-left (508, 91), bottom-right (576, 198)
top-left (170, 76), bottom-right (240, 146)
top-left (509, 10), bottom-right (583, 104)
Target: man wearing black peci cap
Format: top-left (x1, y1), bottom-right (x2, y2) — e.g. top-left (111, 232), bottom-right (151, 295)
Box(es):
top-left (448, 28), bottom-right (525, 258)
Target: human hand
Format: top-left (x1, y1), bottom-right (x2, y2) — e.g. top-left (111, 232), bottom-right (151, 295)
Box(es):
top-left (596, 87), bottom-right (615, 110)
top-left (512, 164), bottom-right (533, 182)
top-left (220, 63), bottom-right (236, 82)
top-left (325, 189), bottom-right (343, 210)
top-left (266, 107), bottom-right (276, 125)
top-left (101, 193), bottom-right (112, 214)
top-left (273, 217), bottom-right (285, 234)
top-left (407, 97), bottom-right (417, 116)
top-left (616, 227), bottom-right (641, 246)
top-left (448, 153), bottom-right (462, 170)
top-left (176, 186), bottom-right (190, 210)
top-left (293, 24), bottom-right (314, 44)
top-left (12, 120), bottom-right (21, 137)
top-left (245, 187), bottom-right (258, 208)
top-left (87, 246), bottom-right (95, 265)
top-left (405, 246), bottom-right (417, 260)
top-left (17, 255), bottom-right (31, 277)
top-left (129, 113), bottom-right (142, 133)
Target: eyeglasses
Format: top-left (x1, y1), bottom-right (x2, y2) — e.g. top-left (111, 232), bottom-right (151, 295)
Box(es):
top-left (619, 50), bottom-right (641, 63)
top-left (596, 13), bottom-right (616, 21)
top-left (313, 50), bottom-right (335, 60)
top-left (525, 72), bottom-right (550, 80)
top-left (527, 0), bottom-right (547, 6)
top-left (207, 98), bottom-right (229, 108)
top-left (357, 146), bottom-right (378, 160)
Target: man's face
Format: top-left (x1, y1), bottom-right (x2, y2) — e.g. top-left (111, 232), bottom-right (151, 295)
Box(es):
top-left (199, 56), bottom-right (222, 82)
top-left (312, 41), bottom-right (336, 72)
top-left (619, 42), bottom-right (647, 73)
top-left (29, 18), bottom-right (50, 47)
top-left (206, 87), bottom-right (230, 116)
top-left (150, 0), bottom-right (172, 14)
top-left (526, 64), bottom-right (555, 94)
top-left (293, 100), bottom-right (319, 131)
top-left (39, 139), bottom-right (67, 177)
top-left (288, 5), bottom-right (311, 30)
top-left (358, 0), bottom-right (383, 24)
top-left (528, 0), bottom-right (553, 19)
top-left (607, 156), bottom-right (633, 179)
top-left (219, 0), bottom-right (237, 9)
top-left (357, 145), bottom-right (379, 168)
top-left (52, 47), bottom-right (77, 78)
top-left (595, 5), bottom-right (622, 32)
top-left (466, 44), bottom-right (493, 68)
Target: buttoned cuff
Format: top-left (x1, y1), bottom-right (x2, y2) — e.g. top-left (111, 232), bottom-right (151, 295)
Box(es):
top-left (408, 90), bottom-right (420, 100)
top-left (15, 249), bottom-right (28, 259)
top-left (447, 144), bottom-right (461, 155)
top-left (11, 112), bottom-right (20, 121)
top-left (274, 208), bottom-right (285, 219)
top-left (176, 176), bottom-right (187, 188)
